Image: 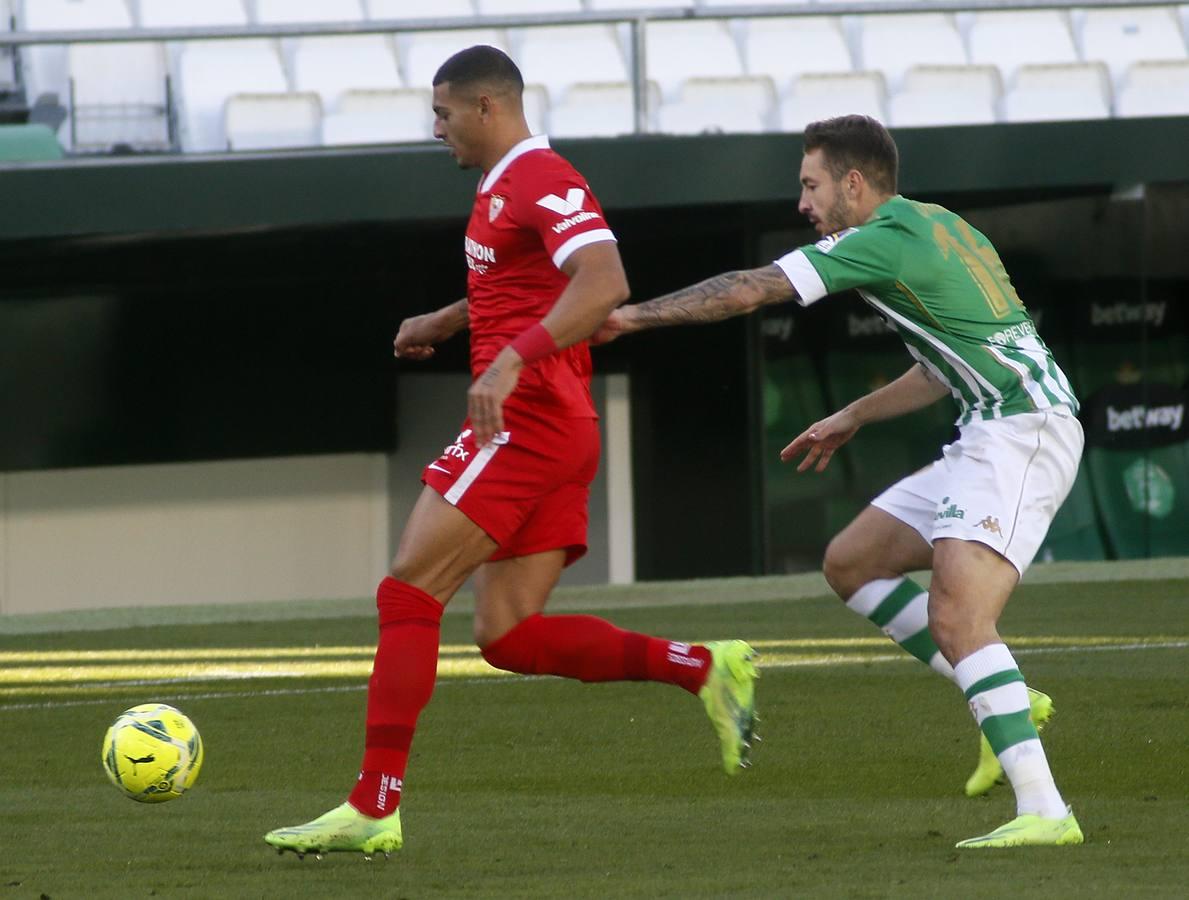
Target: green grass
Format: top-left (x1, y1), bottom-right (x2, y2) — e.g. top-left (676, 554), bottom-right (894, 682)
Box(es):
top-left (0, 574), bottom-right (1186, 899)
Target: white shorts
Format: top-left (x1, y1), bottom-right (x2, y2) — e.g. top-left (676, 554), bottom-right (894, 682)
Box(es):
top-left (870, 406), bottom-right (1084, 575)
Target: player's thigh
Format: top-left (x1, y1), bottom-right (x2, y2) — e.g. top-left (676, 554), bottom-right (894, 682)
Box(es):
top-left (824, 502), bottom-right (934, 599)
top-left (472, 549), bottom-right (567, 646)
top-left (390, 486), bottom-right (498, 603)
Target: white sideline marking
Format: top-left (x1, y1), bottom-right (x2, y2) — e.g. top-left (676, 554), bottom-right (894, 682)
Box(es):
top-left (0, 640), bottom-right (1184, 713)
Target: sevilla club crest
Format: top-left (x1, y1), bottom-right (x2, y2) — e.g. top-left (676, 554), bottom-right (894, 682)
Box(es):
top-left (489, 194), bottom-right (505, 223)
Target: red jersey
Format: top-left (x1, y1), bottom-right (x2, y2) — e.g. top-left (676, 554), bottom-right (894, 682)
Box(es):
top-left (464, 135), bottom-right (616, 418)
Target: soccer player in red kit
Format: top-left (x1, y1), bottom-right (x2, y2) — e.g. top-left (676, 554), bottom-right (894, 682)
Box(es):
top-left (263, 46), bottom-right (759, 859)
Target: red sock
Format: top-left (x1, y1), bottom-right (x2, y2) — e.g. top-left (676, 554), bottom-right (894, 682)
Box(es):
top-left (347, 576), bottom-right (443, 818)
top-left (480, 613), bottom-right (711, 695)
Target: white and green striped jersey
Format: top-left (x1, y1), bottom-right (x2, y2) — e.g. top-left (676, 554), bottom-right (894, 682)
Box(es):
top-left (775, 196), bottom-right (1079, 426)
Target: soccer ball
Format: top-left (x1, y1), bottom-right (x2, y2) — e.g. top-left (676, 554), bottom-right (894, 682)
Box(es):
top-left (101, 703), bottom-right (204, 803)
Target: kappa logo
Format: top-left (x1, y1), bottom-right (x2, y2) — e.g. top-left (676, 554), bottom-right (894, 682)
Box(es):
top-left (976, 515), bottom-right (1003, 536)
top-left (536, 188), bottom-right (587, 216)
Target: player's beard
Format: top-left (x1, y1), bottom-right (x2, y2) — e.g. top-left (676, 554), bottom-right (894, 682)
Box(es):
top-left (822, 190), bottom-right (853, 235)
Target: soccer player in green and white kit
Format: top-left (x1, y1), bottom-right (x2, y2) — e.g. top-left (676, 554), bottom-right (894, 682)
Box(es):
top-left (597, 115), bottom-right (1084, 849)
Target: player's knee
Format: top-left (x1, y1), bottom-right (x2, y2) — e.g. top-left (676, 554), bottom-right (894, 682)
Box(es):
top-left (822, 535), bottom-right (862, 600)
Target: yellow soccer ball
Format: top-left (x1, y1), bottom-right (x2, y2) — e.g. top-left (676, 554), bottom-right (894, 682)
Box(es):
top-left (101, 703), bottom-right (204, 803)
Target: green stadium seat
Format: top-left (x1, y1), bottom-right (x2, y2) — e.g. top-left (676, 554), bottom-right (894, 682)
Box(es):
top-left (1081, 383), bottom-right (1189, 558)
top-left (0, 124), bottom-right (64, 161)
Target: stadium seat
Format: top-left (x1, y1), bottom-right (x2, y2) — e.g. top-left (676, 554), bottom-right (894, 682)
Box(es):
top-left (0, 0), bottom-right (14, 92)
top-left (322, 87), bottom-right (432, 145)
top-left (1081, 384), bottom-right (1189, 559)
top-left (67, 41), bottom-right (170, 150)
top-left (779, 72), bottom-right (887, 134)
top-left (1034, 468), bottom-right (1107, 563)
top-left (1080, 6), bottom-right (1188, 87)
top-left (137, 0), bottom-right (248, 27)
top-left (476, 0), bottom-right (582, 13)
top-left (656, 76), bottom-right (775, 135)
top-left (588, 0), bottom-right (693, 7)
top-left (366, 0), bottom-right (476, 19)
top-left (255, 0), bottom-right (364, 24)
top-left (513, 25), bottom-right (627, 102)
top-left (742, 16), bottom-right (853, 95)
top-left (224, 91), bottom-right (322, 151)
top-left (1117, 60), bottom-right (1189, 117)
top-left (858, 14), bottom-right (967, 91)
top-left (291, 35), bottom-right (402, 107)
top-left (888, 65), bottom-right (1000, 128)
top-left (967, 10), bottom-right (1078, 85)
top-left (643, 21), bottom-right (745, 100)
top-left (400, 28), bottom-right (509, 90)
top-left (1003, 63), bottom-right (1112, 123)
top-left (548, 80), bottom-right (657, 137)
top-left (178, 40), bottom-right (288, 151)
top-left (522, 82), bottom-right (548, 134)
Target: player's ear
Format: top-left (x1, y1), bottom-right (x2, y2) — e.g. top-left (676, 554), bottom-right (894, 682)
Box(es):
top-left (476, 92), bottom-right (494, 121)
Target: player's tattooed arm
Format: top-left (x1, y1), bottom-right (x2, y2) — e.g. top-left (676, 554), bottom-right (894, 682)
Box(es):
top-left (394, 297), bottom-right (469, 359)
top-left (597, 265), bottom-right (796, 342)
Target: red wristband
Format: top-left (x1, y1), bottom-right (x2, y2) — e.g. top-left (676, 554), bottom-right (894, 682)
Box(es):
top-left (509, 322), bottom-right (559, 363)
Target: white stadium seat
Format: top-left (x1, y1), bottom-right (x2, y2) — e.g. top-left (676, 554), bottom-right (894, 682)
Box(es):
top-left (779, 72), bottom-right (887, 134)
top-left (291, 35), bottom-right (402, 107)
top-left (967, 10), bottom-right (1078, 84)
top-left (255, 0), bottom-right (364, 24)
top-left (178, 40), bottom-right (288, 151)
top-left (522, 82), bottom-right (549, 134)
top-left (514, 25), bottom-right (626, 102)
top-left (588, 0), bottom-right (692, 7)
top-left (322, 88), bottom-right (433, 145)
top-left (549, 80), bottom-right (658, 138)
top-left (858, 14), bottom-right (967, 91)
top-left (657, 76), bottom-right (775, 135)
top-left (367, 0), bottom-right (476, 18)
top-left (889, 65), bottom-right (1001, 128)
top-left (1116, 60), bottom-right (1189, 117)
top-left (138, 0), bottom-right (248, 27)
top-left (1081, 6), bottom-right (1188, 86)
top-left (400, 28), bottom-right (509, 89)
top-left (1003, 63), bottom-right (1112, 123)
top-left (1, 0), bottom-right (15, 91)
top-left (68, 41), bottom-right (169, 149)
top-left (21, 0), bottom-right (131, 29)
top-left (644, 21), bottom-right (744, 100)
top-left (476, 0), bottom-right (582, 13)
top-left (224, 91), bottom-right (322, 150)
top-left (743, 17), bottom-right (852, 95)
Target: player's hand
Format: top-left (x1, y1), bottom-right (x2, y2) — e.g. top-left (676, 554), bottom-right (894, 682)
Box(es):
top-left (590, 307), bottom-right (632, 346)
top-left (468, 349), bottom-right (523, 446)
top-left (780, 408), bottom-right (861, 473)
top-left (394, 312), bottom-right (449, 360)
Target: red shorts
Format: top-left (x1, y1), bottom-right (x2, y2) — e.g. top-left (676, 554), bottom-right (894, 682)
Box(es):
top-left (422, 405), bottom-right (599, 567)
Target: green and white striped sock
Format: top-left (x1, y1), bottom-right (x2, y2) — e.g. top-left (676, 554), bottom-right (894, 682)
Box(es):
top-left (954, 643), bottom-right (1068, 818)
top-left (846, 577), bottom-right (955, 681)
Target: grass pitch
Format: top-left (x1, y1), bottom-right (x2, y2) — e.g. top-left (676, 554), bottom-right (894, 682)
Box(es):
top-left (1, 566), bottom-right (1186, 899)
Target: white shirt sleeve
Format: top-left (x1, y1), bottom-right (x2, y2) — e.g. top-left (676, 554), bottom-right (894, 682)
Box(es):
top-left (773, 249), bottom-right (828, 307)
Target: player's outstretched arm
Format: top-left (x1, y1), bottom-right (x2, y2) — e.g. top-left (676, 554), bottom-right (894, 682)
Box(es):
top-left (393, 297), bottom-right (469, 360)
top-left (780, 364), bottom-right (951, 472)
top-left (594, 264), bottom-right (796, 344)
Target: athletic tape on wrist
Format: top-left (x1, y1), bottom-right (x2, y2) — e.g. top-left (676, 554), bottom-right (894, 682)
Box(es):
top-left (509, 322), bottom-right (559, 363)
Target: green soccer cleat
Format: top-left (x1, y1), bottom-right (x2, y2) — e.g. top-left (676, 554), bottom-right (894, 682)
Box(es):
top-left (264, 803), bottom-right (403, 859)
top-left (699, 640), bottom-right (759, 775)
top-left (956, 808), bottom-right (1084, 849)
top-left (964, 687), bottom-right (1055, 797)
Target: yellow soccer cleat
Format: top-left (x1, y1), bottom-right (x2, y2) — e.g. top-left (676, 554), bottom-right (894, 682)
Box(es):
top-left (265, 803), bottom-right (403, 859)
top-left (699, 640), bottom-right (760, 775)
top-left (956, 808), bottom-right (1084, 849)
top-left (965, 687), bottom-right (1054, 797)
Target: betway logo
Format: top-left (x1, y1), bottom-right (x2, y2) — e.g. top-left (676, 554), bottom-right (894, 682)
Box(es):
top-left (1106, 404), bottom-right (1184, 432)
top-left (1091, 301), bottom-right (1166, 328)
top-left (536, 188), bottom-right (586, 216)
top-left (848, 313), bottom-right (890, 338)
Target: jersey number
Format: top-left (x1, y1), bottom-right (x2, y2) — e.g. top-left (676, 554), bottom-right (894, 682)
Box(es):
top-left (931, 220), bottom-right (1022, 320)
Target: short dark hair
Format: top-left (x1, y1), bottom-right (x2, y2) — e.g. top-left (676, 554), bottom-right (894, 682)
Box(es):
top-left (803, 115), bottom-right (898, 195)
top-left (433, 45), bottom-right (524, 96)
